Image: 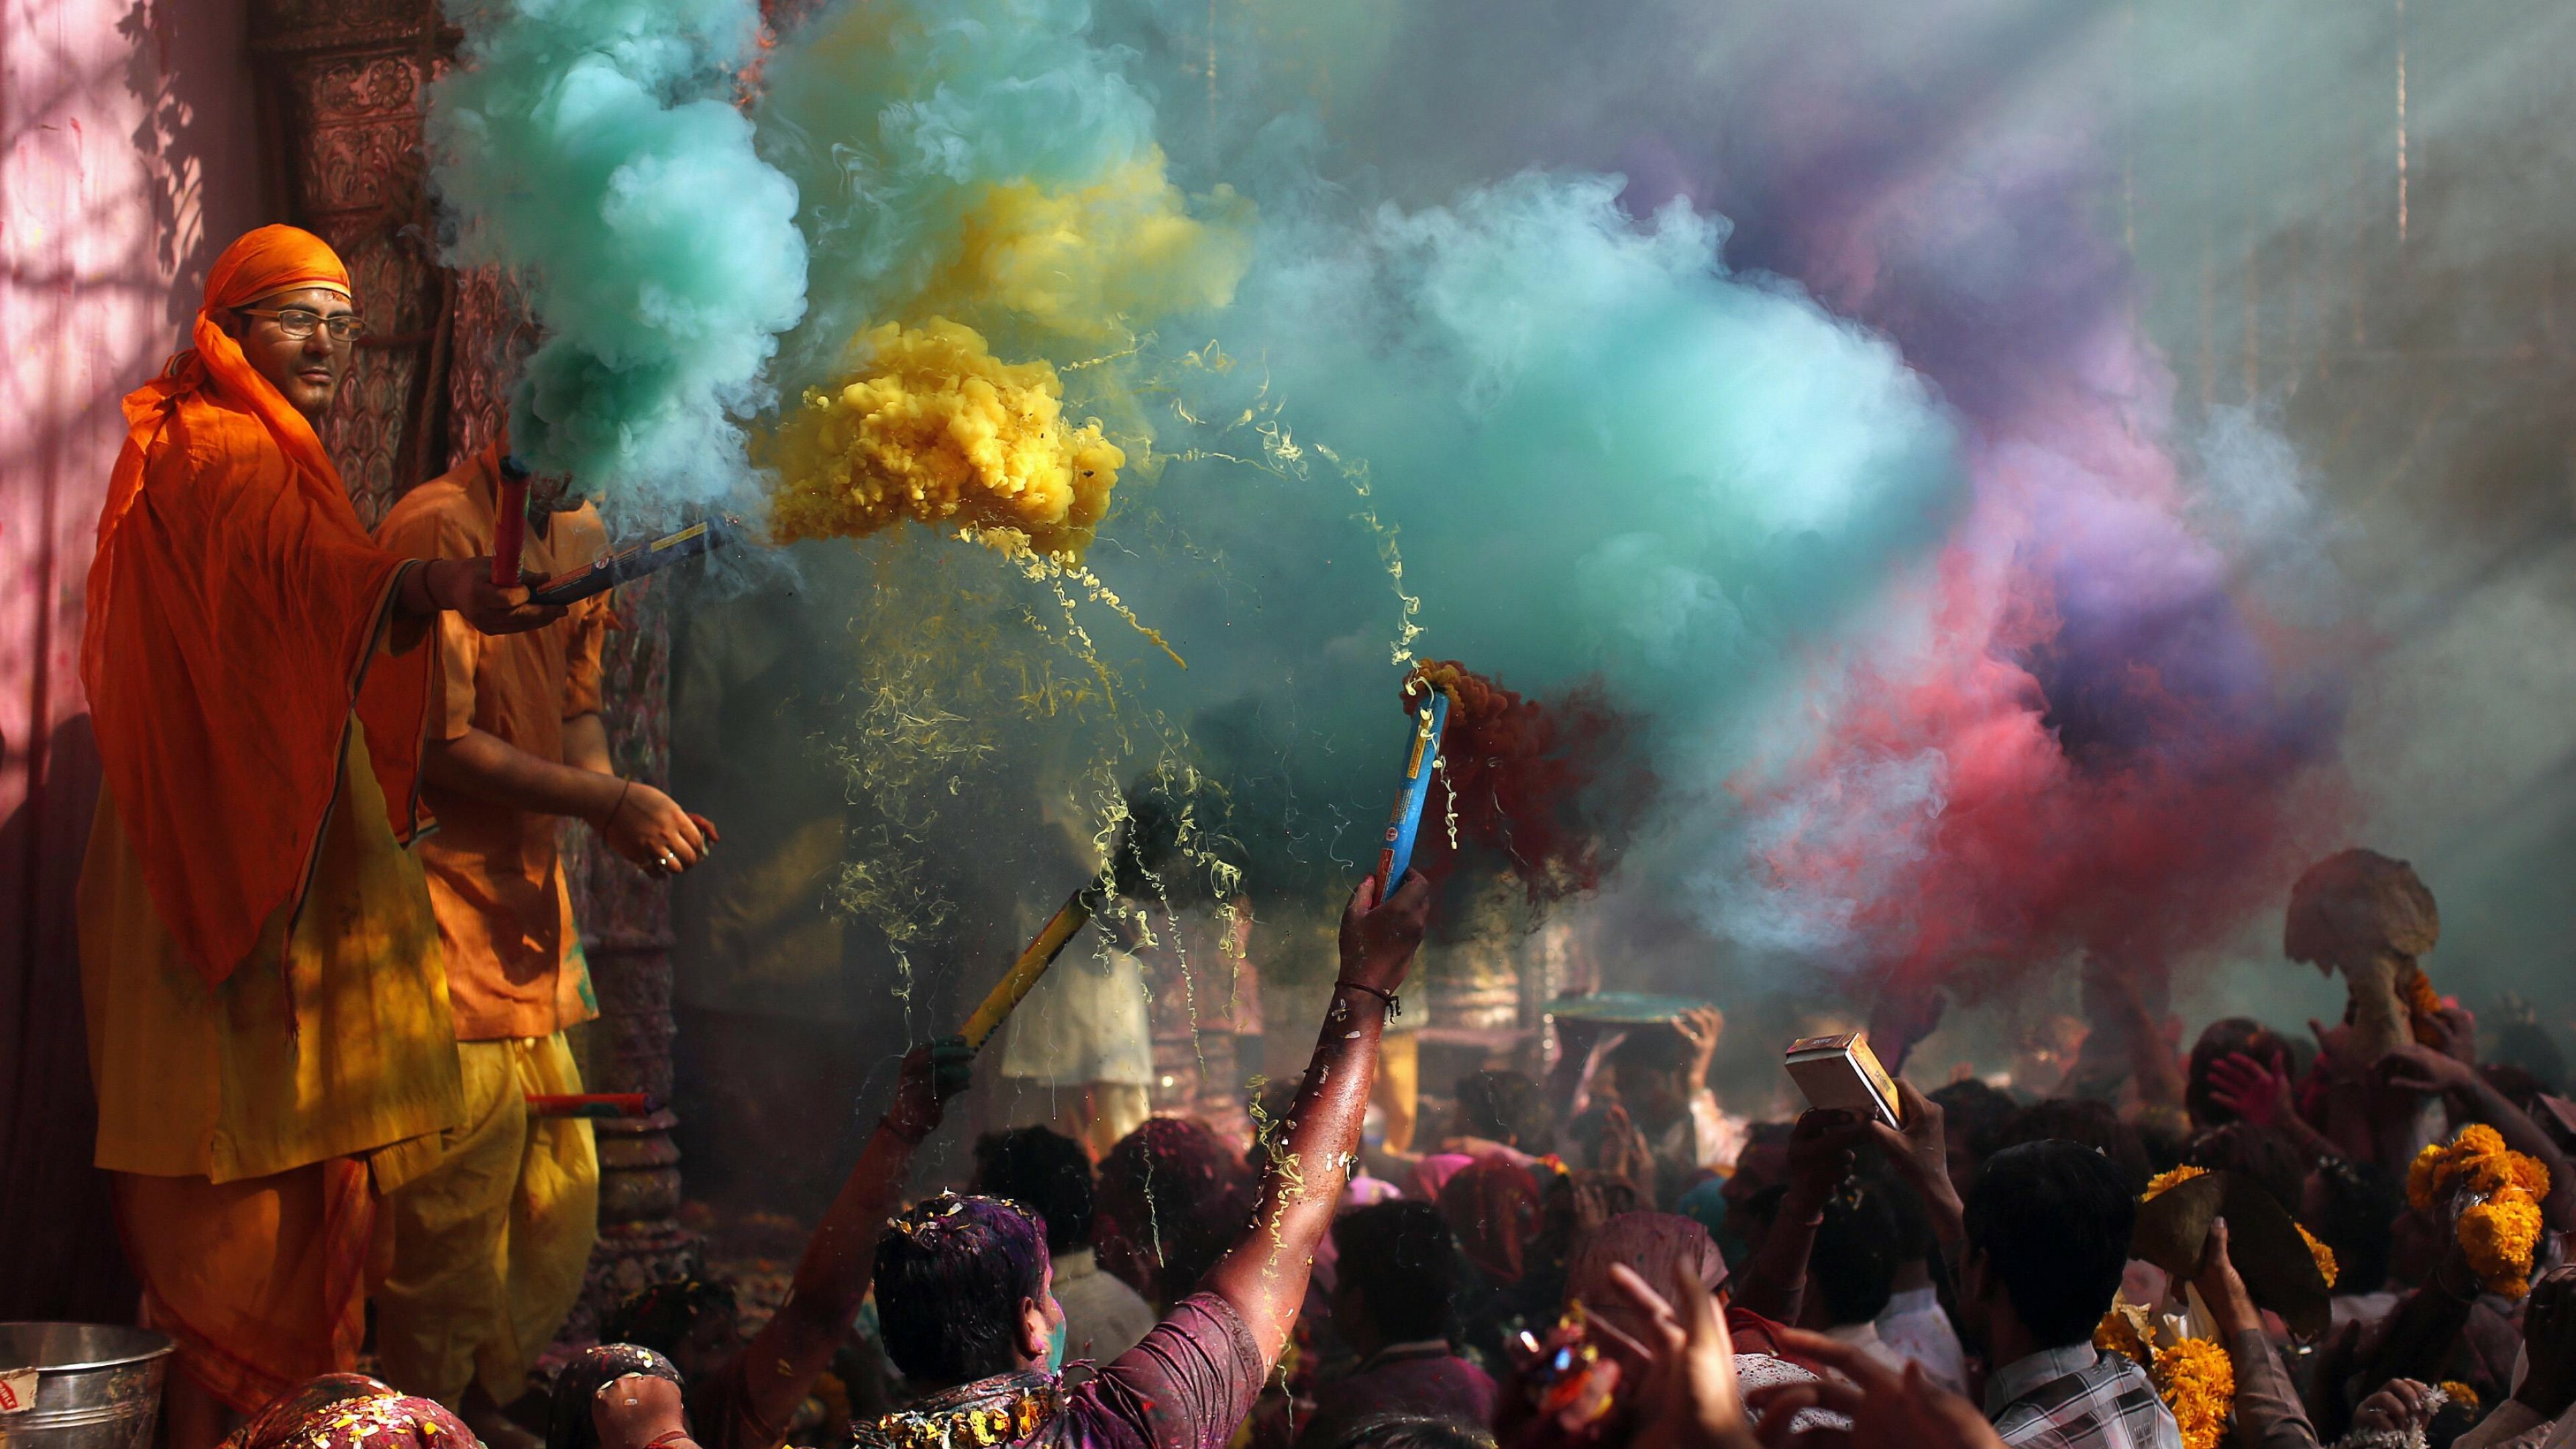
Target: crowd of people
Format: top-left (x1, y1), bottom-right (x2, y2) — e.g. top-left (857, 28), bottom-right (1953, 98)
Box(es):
top-left (209, 867), bottom-right (2576, 1449)
top-left (71, 221), bottom-right (2576, 1449)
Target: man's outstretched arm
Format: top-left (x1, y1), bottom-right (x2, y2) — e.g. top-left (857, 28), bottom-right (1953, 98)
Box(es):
top-left (714, 1036), bottom-right (973, 1449)
top-left (1203, 871), bottom-right (1432, 1360)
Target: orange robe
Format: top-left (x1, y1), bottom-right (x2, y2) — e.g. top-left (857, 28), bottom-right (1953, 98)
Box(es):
top-left (76, 225), bottom-right (465, 1411)
top-left (368, 445), bottom-right (606, 1407)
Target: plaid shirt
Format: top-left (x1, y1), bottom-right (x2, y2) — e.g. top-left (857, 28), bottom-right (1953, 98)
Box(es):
top-left (1985, 1345), bottom-right (2183, 1449)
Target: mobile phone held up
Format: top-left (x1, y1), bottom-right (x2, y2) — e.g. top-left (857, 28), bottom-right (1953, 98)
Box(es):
top-left (1784, 1031), bottom-right (1902, 1128)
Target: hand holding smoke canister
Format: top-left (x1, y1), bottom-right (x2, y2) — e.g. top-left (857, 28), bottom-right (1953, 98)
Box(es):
top-left (1374, 686), bottom-right (1452, 896)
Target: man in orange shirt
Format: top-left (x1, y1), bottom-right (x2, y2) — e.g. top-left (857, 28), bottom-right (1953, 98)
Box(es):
top-left (372, 445), bottom-right (716, 1439)
top-left (80, 225), bottom-right (559, 1449)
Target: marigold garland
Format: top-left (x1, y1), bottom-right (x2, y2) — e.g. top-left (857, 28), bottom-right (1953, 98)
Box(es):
top-left (2401, 963), bottom-right (2445, 1046)
top-left (2143, 1165), bottom-right (2210, 1200)
top-left (2094, 1305), bottom-right (2150, 1364)
top-left (2295, 1223), bottom-right (2340, 1289)
top-left (2152, 1338), bottom-right (2236, 1449)
top-left (2438, 1381), bottom-right (2479, 1413)
top-left (2410, 1123), bottom-right (2551, 1297)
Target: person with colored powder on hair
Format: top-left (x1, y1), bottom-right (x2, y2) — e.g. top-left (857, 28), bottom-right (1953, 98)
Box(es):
top-left (78, 224), bottom-right (562, 1449)
top-left (368, 439), bottom-right (714, 1440)
top-left (853, 869), bottom-right (1432, 1449)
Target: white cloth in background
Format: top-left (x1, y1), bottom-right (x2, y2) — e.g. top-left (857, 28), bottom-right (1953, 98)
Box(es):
top-left (1002, 947), bottom-right (1153, 1088)
top-left (1874, 1285), bottom-right (1970, 1395)
top-left (1821, 1320), bottom-right (1912, 1378)
top-left (1053, 1246), bottom-right (1157, 1364)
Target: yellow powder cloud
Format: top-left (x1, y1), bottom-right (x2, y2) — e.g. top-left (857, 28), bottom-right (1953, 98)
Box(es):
top-left (926, 154), bottom-right (1254, 341)
top-left (767, 318), bottom-right (1123, 559)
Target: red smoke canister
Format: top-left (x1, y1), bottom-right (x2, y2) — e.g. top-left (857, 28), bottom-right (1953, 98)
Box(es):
top-left (492, 454), bottom-right (533, 586)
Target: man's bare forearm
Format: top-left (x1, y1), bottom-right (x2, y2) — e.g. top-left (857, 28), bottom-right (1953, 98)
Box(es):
top-left (562, 712), bottom-right (613, 775)
top-left (423, 725), bottom-right (623, 820)
top-left (1205, 985), bottom-right (1387, 1358)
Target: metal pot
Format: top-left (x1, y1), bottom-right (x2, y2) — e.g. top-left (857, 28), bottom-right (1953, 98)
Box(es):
top-left (0, 1324), bottom-right (173, 1449)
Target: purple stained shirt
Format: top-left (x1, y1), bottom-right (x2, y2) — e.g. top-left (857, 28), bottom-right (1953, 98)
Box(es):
top-left (1293, 1345), bottom-right (1499, 1449)
top-left (1054, 1292), bottom-right (1268, 1449)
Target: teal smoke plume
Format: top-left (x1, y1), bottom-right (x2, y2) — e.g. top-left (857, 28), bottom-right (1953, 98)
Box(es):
top-left (428, 0), bottom-right (807, 504)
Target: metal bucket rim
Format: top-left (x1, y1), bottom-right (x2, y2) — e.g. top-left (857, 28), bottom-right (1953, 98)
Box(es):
top-left (0, 1324), bottom-right (176, 1375)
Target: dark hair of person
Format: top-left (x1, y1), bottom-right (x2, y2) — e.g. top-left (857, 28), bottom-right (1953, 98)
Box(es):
top-left (872, 1194), bottom-right (1050, 1387)
top-left (2489, 1014), bottom-right (2568, 1095)
top-left (2308, 1158), bottom-right (2402, 1295)
top-left (972, 1126), bottom-right (1097, 1253)
top-left (1994, 1098), bottom-right (2150, 1195)
top-left (1810, 1183), bottom-right (1902, 1326)
top-left (1456, 1069), bottom-right (1556, 1155)
top-left (1099, 1118), bottom-right (1256, 1307)
top-left (1964, 1140), bottom-right (2137, 1347)
top-left (1927, 1079), bottom-right (2017, 1164)
top-left (1607, 1026), bottom-right (1689, 1083)
top-left (1333, 1200), bottom-right (1459, 1343)
top-left (2184, 1122), bottom-right (2307, 1218)
top-left (2185, 1018), bottom-right (2294, 1126)
top-left (598, 1278), bottom-right (737, 1360)
top-left (1864, 1160), bottom-right (1934, 1263)
top-left (548, 1345), bottom-right (680, 1449)
top-left (1327, 1415), bottom-right (1497, 1449)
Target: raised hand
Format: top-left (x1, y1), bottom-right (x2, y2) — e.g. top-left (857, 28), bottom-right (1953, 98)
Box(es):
top-left (2376, 1040), bottom-right (2480, 1100)
top-left (1607, 1261), bottom-right (1754, 1449)
top-left (425, 557), bottom-right (566, 635)
top-left (1338, 869), bottom-right (1431, 995)
top-left (1674, 1006), bottom-right (1725, 1086)
top-left (1865, 1072), bottom-right (1957, 1227)
top-left (2191, 1218), bottom-right (2261, 1339)
top-left (886, 1035), bottom-right (975, 1142)
top-left (1758, 1326), bottom-right (2009, 1449)
top-left (2205, 1051), bottom-right (2295, 1128)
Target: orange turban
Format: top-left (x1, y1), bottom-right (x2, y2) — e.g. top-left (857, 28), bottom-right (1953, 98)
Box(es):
top-left (81, 225), bottom-right (435, 985)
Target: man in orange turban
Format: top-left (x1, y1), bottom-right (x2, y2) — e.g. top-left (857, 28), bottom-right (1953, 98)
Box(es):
top-left (78, 224), bottom-right (560, 1449)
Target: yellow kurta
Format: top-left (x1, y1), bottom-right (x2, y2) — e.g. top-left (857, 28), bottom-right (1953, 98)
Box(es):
top-left (82, 722), bottom-right (464, 1187)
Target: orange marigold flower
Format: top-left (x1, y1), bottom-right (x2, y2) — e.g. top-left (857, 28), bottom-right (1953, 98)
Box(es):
top-left (2296, 1224), bottom-right (2339, 1289)
top-left (2144, 1165), bottom-right (2210, 1201)
top-left (2152, 1338), bottom-right (2235, 1449)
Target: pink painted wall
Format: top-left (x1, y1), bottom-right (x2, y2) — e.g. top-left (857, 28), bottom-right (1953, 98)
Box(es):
top-left (1, 0), bottom-right (262, 1318)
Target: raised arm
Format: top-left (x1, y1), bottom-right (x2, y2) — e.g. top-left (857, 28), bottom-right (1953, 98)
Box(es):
top-left (2381, 1043), bottom-right (2576, 1230)
top-left (716, 1037), bottom-right (972, 1449)
top-left (1729, 1107), bottom-right (1870, 1324)
top-left (1203, 871), bottom-right (1431, 1360)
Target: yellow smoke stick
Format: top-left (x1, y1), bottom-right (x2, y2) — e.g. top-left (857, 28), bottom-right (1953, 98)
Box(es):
top-left (961, 890), bottom-right (1095, 1049)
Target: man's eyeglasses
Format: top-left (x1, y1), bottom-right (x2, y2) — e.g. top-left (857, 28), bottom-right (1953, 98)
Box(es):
top-left (232, 307), bottom-right (366, 343)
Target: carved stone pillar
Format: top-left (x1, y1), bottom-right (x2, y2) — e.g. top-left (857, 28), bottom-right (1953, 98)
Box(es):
top-left (246, 0), bottom-right (451, 529)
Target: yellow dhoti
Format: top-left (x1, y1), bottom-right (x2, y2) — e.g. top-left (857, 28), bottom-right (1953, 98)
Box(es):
top-left (374, 1034), bottom-right (598, 1408)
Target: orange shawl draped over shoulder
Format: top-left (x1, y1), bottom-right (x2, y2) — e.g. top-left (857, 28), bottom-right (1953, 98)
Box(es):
top-left (81, 224), bottom-right (433, 987)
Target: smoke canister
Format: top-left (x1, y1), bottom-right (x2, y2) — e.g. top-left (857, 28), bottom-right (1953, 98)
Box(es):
top-left (492, 454), bottom-right (533, 586)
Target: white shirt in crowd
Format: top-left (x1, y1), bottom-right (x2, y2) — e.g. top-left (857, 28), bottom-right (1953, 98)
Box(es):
top-left (1874, 1285), bottom-right (1971, 1396)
